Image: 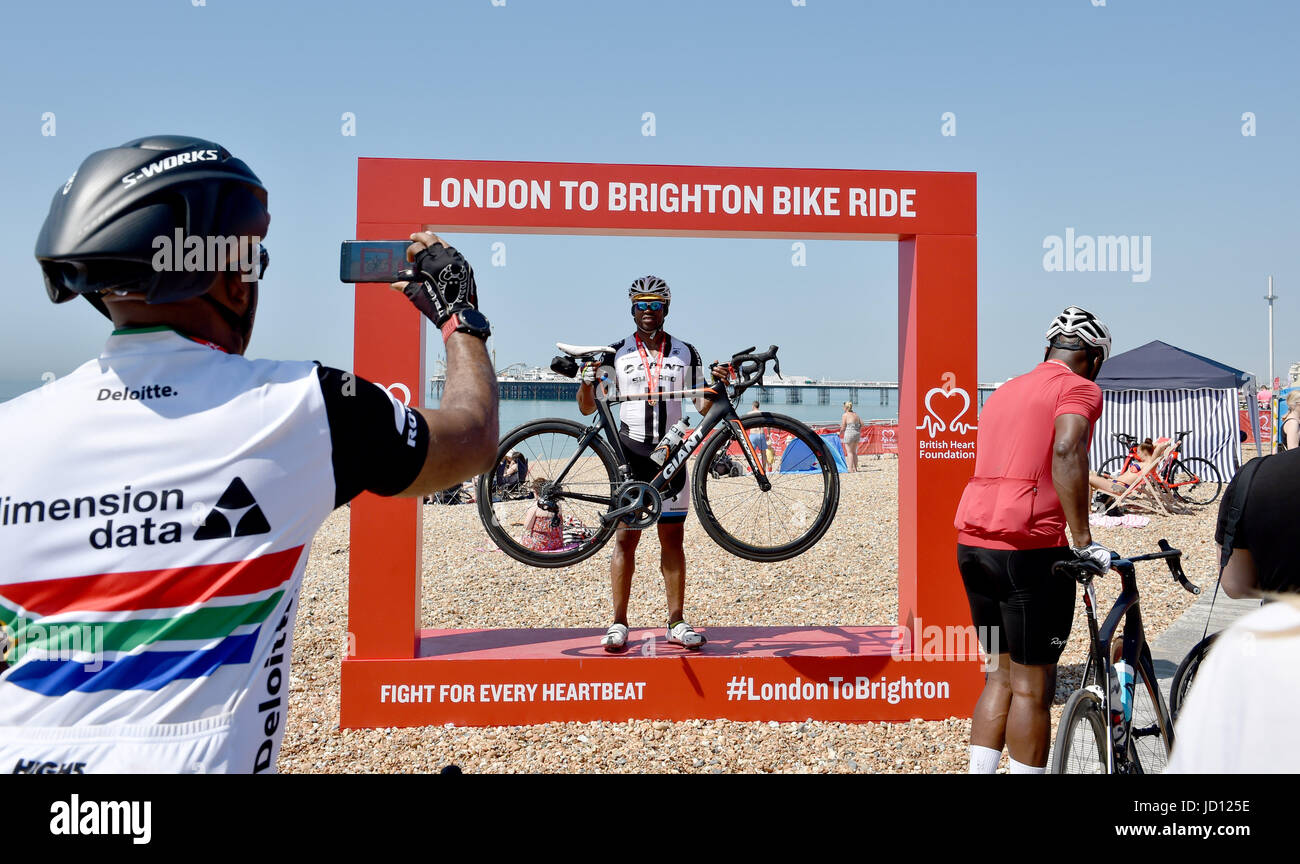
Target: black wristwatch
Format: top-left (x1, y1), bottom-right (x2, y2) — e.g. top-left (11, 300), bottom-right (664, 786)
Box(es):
top-left (440, 308), bottom-right (491, 342)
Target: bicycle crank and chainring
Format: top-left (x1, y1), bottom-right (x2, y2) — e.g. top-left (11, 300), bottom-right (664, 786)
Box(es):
top-left (603, 480), bottom-right (662, 529)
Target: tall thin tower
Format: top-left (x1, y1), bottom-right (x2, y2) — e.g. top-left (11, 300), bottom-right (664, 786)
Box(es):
top-left (1266, 275), bottom-right (1277, 390)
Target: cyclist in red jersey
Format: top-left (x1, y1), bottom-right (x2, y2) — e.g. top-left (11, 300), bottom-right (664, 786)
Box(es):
top-left (953, 306), bottom-right (1113, 774)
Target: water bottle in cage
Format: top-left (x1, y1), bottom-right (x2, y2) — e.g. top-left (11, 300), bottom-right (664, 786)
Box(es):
top-left (650, 418), bottom-right (691, 466)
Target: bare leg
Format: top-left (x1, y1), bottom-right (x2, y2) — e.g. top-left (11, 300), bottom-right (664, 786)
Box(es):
top-left (658, 521), bottom-right (686, 622)
top-left (970, 653), bottom-right (1012, 751)
top-left (1005, 661), bottom-right (1057, 768)
top-left (1088, 473), bottom-right (1127, 494)
top-left (610, 527), bottom-right (640, 626)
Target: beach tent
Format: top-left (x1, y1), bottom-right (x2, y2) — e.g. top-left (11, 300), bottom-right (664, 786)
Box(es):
top-left (779, 433), bottom-right (850, 473)
top-left (1090, 340), bottom-right (1255, 478)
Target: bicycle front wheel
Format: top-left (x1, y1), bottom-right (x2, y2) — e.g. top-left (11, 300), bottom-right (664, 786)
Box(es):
top-left (1169, 457), bottom-right (1223, 506)
top-left (691, 412), bottom-right (840, 562)
top-left (1127, 660), bottom-right (1173, 774)
top-left (1170, 632), bottom-right (1219, 723)
top-left (476, 418), bottom-right (620, 568)
top-left (1097, 456), bottom-right (1128, 477)
top-left (1051, 689), bottom-right (1109, 774)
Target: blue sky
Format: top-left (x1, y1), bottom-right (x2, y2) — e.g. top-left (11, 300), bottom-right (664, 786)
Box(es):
top-left (2, 0), bottom-right (1296, 397)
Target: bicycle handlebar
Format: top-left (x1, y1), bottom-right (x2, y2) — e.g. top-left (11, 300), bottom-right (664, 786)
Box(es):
top-left (726, 345), bottom-right (780, 390)
top-left (1051, 539), bottom-right (1200, 595)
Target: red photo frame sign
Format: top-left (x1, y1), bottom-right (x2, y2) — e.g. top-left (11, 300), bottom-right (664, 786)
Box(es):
top-left (342, 159), bottom-right (982, 728)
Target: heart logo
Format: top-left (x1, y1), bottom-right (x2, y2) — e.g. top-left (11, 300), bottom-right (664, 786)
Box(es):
top-left (917, 386), bottom-right (975, 438)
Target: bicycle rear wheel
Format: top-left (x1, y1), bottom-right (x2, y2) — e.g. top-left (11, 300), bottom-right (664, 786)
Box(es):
top-left (476, 419), bottom-right (620, 568)
top-left (1169, 457), bottom-right (1223, 506)
top-left (1051, 689), bottom-right (1108, 774)
top-left (1127, 660), bottom-right (1173, 774)
top-left (1170, 632), bottom-right (1219, 723)
top-left (691, 412), bottom-right (840, 562)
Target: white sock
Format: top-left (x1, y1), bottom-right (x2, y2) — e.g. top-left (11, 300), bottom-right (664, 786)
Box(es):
top-left (1008, 756), bottom-right (1045, 774)
top-left (969, 744), bottom-right (1001, 774)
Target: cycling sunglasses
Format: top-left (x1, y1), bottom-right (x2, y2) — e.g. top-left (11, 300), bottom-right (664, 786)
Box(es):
top-left (257, 244), bottom-right (269, 280)
top-left (632, 300), bottom-right (665, 312)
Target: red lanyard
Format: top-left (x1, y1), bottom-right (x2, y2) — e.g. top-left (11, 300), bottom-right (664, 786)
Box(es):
top-left (634, 333), bottom-right (666, 406)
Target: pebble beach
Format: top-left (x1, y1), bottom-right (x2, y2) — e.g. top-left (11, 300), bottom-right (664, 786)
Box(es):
top-left (278, 456), bottom-right (1223, 774)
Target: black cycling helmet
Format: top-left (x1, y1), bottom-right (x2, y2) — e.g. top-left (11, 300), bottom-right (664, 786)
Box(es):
top-left (34, 135), bottom-right (270, 318)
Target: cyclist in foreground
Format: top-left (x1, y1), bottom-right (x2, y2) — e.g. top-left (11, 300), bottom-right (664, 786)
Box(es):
top-left (0, 136), bottom-right (497, 773)
top-left (953, 306), bottom-right (1112, 774)
top-left (1167, 443), bottom-right (1300, 771)
top-left (576, 276), bottom-right (711, 652)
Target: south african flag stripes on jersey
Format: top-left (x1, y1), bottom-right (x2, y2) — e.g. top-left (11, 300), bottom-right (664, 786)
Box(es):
top-left (0, 546), bottom-right (302, 697)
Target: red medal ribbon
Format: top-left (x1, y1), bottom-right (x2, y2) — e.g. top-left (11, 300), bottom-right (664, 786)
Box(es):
top-left (634, 333), bottom-right (667, 406)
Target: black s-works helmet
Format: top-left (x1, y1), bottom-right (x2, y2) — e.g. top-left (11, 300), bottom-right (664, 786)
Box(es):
top-left (34, 135), bottom-right (270, 318)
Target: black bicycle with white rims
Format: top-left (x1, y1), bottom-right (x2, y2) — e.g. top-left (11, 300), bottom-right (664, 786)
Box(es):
top-left (1050, 540), bottom-right (1200, 775)
top-left (476, 343), bottom-right (840, 567)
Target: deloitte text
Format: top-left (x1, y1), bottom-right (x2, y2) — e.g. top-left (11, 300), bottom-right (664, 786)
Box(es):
top-left (0, 485), bottom-right (186, 550)
top-left (151, 229), bottom-right (261, 281)
top-left (253, 597), bottom-right (293, 773)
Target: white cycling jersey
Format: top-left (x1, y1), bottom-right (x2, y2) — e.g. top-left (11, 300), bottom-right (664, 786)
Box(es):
top-left (598, 332), bottom-right (705, 445)
top-left (0, 326), bottom-right (427, 773)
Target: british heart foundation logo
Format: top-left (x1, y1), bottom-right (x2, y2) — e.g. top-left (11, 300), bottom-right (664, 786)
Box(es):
top-left (916, 372), bottom-right (978, 439)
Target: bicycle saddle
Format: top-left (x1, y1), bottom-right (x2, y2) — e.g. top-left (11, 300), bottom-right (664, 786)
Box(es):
top-left (556, 342), bottom-right (616, 358)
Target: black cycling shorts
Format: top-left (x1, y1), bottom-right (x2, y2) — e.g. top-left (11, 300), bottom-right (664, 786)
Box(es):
top-left (956, 544), bottom-right (1076, 666)
top-left (620, 434), bottom-right (689, 524)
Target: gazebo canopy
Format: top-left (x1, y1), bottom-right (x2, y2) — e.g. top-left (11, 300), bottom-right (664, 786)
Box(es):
top-left (1096, 340), bottom-right (1252, 391)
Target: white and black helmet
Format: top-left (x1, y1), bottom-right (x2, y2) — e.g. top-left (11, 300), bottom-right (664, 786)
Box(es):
top-left (628, 275), bottom-right (671, 302)
top-left (1046, 305), bottom-right (1112, 363)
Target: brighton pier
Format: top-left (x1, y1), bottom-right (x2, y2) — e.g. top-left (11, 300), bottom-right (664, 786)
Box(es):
top-left (431, 373), bottom-right (998, 407)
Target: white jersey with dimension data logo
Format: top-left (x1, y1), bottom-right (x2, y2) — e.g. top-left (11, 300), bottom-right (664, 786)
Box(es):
top-left (0, 327), bottom-right (427, 774)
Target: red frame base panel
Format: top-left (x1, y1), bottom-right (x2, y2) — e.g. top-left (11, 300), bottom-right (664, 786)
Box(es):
top-left (341, 626), bottom-right (984, 727)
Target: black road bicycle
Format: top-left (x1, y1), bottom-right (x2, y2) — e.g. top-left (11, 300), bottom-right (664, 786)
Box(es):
top-left (1050, 540), bottom-right (1200, 775)
top-left (476, 344), bottom-right (841, 567)
top-left (1169, 631), bottom-right (1218, 723)
top-left (1098, 431), bottom-right (1223, 507)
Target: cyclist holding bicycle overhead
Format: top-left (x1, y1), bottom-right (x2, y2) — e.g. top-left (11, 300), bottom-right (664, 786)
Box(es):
top-left (0, 136), bottom-right (498, 773)
top-left (576, 276), bottom-right (712, 652)
top-left (953, 306), bottom-right (1112, 774)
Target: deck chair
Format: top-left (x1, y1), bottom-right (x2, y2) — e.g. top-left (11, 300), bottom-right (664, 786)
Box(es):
top-left (1102, 439), bottom-right (1176, 515)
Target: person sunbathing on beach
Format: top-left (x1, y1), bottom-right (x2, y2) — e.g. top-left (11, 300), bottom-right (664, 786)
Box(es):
top-left (1088, 437), bottom-right (1171, 496)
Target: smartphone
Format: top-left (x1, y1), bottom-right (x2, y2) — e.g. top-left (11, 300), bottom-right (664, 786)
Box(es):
top-left (339, 240), bottom-right (411, 283)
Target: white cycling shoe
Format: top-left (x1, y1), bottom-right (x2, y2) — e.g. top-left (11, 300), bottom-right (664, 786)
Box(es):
top-left (601, 623), bottom-right (629, 653)
top-left (667, 620), bottom-right (707, 650)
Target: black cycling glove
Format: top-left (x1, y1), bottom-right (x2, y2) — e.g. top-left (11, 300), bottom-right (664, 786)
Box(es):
top-left (394, 243), bottom-right (480, 327)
